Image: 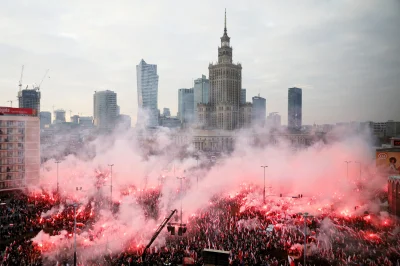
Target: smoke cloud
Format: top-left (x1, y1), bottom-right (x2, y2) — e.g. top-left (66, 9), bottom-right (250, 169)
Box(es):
top-left (31, 124), bottom-right (386, 262)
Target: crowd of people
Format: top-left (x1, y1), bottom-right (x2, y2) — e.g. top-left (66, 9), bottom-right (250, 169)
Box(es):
top-left (0, 192), bottom-right (53, 246)
top-left (1, 187), bottom-right (400, 265)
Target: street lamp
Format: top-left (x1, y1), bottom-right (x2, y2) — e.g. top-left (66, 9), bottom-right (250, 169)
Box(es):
top-left (108, 164), bottom-right (114, 210)
top-left (354, 161), bottom-right (361, 181)
top-left (176, 176), bottom-right (185, 225)
top-left (344, 161), bottom-right (352, 180)
top-left (196, 156), bottom-right (199, 189)
top-left (55, 161), bottom-right (60, 194)
top-left (261, 166), bottom-right (268, 204)
top-left (68, 201), bottom-right (79, 266)
top-left (298, 212), bottom-right (313, 266)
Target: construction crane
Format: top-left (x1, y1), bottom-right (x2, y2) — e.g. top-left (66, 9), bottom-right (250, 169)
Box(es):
top-left (7, 101), bottom-right (13, 107)
top-left (142, 209), bottom-right (178, 261)
top-left (18, 65), bottom-right (24, 92)
top-left (37, 69), bottom-right (50, 90)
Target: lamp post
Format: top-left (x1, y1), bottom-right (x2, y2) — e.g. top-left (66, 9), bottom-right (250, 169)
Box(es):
top-left (108, 164), bottom-right (114, 210)
top-left (261, 166), bottom-right (268, 204)
top-left (196, 156), bottom-right (199, 189)
top-left (354, 161), bottom-right (361, 182)
top-left (55, 161), bottom-right (60, 194)
top-left (344, 161), bottom-right (351, 180)
top-left (176, 176), bottom-right (185, 225)
top-left (68, 201), bottom-right (79, 266)
top-left (298, 212), bottom-right (313, 266)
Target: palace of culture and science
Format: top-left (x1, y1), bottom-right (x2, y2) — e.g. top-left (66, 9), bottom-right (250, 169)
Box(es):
top-left (197, 11), bottom-right (252, 130)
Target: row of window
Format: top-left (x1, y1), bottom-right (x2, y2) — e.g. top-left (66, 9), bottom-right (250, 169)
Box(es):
top-left (0, 180), bottom-right (24, 189)
top-left (0, 121), bottom-right (25, 127)
top-left (0, 143), bottom-right (24, 150)
top-left (0, 165), bottom-right (24, 172)
top-left (0, 128), bottom-right (25, 135)
top-left (0, 151), bottom-right (24, 158)
top-left (210, 69), bottom-right (241, 78)
top-left (0, 158), bottom-right (24, 164)
top-left (0, 136), bottom-right (24, 142)
top-left (0, 172), bottom-right (24, 180)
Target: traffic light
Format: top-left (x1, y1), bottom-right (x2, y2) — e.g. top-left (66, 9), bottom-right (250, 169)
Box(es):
top-left (167, 225), bottom-right (175, 235)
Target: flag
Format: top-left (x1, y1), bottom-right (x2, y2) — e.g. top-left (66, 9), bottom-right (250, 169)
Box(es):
top-left (288, 255), bottom-right (295, 266)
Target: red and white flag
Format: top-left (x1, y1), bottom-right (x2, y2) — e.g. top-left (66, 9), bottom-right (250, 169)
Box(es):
top-left (288, 255), bottom-right (296, 266)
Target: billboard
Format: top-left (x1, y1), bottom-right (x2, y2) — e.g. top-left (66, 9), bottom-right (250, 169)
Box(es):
top-left (376, 150), bottom-right (400, 175)
top-left (0, 107), bottom-right (36, 116)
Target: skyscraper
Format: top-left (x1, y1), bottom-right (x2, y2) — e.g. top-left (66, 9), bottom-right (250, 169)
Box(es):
top-left (178, 88), bottom-right (194, 125)
top-left (193, 75), bottom-right (209, 120)
top-left (241, 89), bottom-right (246, 105)
top-left (39, 111), bottom-right (51, 128)
top-left (93, 90), bottom-right (118, 130)
top-left (54, 109), bottom-right (66, 124)
top-left (267, 112), bottom-right (281, 128)
top-left (18, 88), bottom-right (40, 116)
top-left (163, 108), bottom-right (171, 117)
top-left (136, 59), bottom-right (159, 127)
top-left (252, 95), bottom-right (266, 127)
top-left (288, 87), bottom-right (302, 130)
top-left (198, 10), bottom-right (251, 130)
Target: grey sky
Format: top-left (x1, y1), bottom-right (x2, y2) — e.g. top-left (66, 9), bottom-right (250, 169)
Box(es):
top-left (0, 0), bottom-right (399, 125)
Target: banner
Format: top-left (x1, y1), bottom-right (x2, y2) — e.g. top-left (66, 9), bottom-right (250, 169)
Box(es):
top-left (376, 150), bottom-right (400, 175)
top-left (0, 107), bottom-right (36, 116)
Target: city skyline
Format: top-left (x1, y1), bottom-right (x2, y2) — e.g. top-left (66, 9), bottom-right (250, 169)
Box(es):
top-left (0, 1), bottom-right (399, 125)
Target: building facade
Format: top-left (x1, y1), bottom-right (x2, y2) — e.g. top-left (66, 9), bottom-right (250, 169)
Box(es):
top-left (160, 116), bottom-right (181, 129)
top-left (71, 115), bottom-right (80, 124)
top-left (0, 107), bottom-right (40, 191)
top-left (197, 11), bottom-right (251, 130)
top-left (163, 108), bottom-right (171, 117)
top-left (18, 89), bottom-right (40, 116)
top-left (136, 59), bottom-right (159, 127)
top-left (39, 111), bottom-right (51, 129)
top-left (194, 75), bottom-right (210, 121)
top-left (93, 90), bottom-right (118, 130)
top-left (386, 121), bottom-right (400, 137)
top-left (117, 114), bottom-right (132, 129)
top-left (288, 87), bottom-right (302, 130)
top-left (388, 176), bottom-right (400, 217)
top-left (252, 95), bottom-right (266, 127)
top-left (178, 88), bottom-right (194, 126)
top-left (79, 116), bottom-right (93, 127)
top-left (241, 89), bottom-right (246, 105)
top-left (54, 109), bottom-right (66, 124)
top-left (188, 129), bottom-right (319, 153)
top-left (267, 112), bottom-right (281, 128)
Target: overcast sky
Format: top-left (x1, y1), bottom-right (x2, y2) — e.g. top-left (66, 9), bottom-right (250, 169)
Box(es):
top-left (0, 0), bottom-right (399, 125)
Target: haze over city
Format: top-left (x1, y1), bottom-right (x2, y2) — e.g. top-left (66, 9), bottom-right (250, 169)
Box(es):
top-left (1, 0), bottom-right (399, 125)
top-left (1, 1), bottom-right (400, 266)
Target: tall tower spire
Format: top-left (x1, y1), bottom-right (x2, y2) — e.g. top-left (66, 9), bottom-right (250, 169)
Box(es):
top-left (224, 8), bottom-right (227, 33)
